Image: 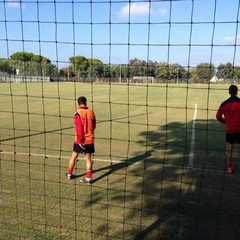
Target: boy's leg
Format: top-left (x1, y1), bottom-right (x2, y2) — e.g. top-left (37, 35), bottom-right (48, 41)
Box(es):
top-left (67, 151), bottom-right (79, 178)
top-left (226, 143), bottom-right (234, 174)
top-left (85, 153), bottom-right (92, 180)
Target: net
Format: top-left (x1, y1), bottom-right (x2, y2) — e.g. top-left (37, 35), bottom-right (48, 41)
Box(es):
top-left (1, 0), bottom-right (240, 239)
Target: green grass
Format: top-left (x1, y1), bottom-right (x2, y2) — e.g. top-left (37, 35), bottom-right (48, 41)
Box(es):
top-left (1, 82), bottom-right (240, 239)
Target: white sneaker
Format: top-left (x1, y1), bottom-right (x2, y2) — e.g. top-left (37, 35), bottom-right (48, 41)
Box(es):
top-left (66, 173), bottom-right (72, 180)
top-left (80, 178), bottom-right (91, 184)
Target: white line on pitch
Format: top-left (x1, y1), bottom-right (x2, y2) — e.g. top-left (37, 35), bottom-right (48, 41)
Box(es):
top-left (188, 103), bottom-right (198, 166)
top-left (0, 150), bottom-right (229, 173)
top-left (0, 151), bottom-right (122, 163)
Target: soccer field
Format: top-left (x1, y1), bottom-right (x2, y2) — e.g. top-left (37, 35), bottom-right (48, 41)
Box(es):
top-left (1, 82), bottom-right (240, 239)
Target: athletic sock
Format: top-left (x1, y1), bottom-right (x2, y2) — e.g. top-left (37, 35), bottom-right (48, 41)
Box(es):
top-left (86, 170), bottom-right (91, 179)
top-left (227, 163), bottom-right (233, 174)
top-left (67, 169), bottom-right (73, 175)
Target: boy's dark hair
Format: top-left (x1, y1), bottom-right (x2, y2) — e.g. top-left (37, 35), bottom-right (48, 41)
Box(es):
top-left (78, 96), bottom-right (87, 105)
top-left (229, 85), bottom-right (238, 96)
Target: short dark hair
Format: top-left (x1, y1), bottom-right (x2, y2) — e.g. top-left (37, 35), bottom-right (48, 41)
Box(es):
top-left (229, 85), bottom-right (238, 96)
top-left (77, 96), bottom-right (87, 105)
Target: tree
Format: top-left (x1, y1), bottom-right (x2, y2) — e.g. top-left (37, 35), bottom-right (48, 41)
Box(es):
top-left (129, 58), bottom-right (142, 77)
top-left (0, 58), bottom-right (15, 75)
top-left (87, 58), bottom-right (104, 78)
top-left (216, 62), bottom-right (234, 80)
top-left (234, 66), bottom-right (240, 82)
top-left (102, 64), bottom-right (111, 78)
top-left (189, 67), bottom-right (196, 82)
top-left (59, 66), bottom-right (74, 77)
top-left (10, 51), bottom-right (34, 62)
top-left (109, 65), bottom-right (118, 78)
top-left (69, 56), bottom-right (89, 80)
top-left (45, 63), bottom-right (58, 77)
top-left (9, 52), bottom-right (53, 76)
top-left (128, 58), bottom-right (157, 79)
top-left (146, 60), bottom-right (157, 77)
top-left (178, 65), bottom-right (189, 81)
top-left (122, 64), bottom-right (131, 79)
top-left (30, 55), bottom-right (51, 76)
top-left (10, 52), bottom-right (34, 75)
top-left (195, 63), bottom-right (215, 83)
top-left (155, 62), bottom-right (172, 81)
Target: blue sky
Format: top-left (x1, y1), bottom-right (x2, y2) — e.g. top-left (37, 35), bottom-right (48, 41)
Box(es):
top-left (0, 0), bottom-right (239, 68)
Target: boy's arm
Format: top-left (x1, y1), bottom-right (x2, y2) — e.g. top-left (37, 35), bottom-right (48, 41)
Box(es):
top-left (74, 112), bottom-right (84, 144)
top-left (93, 112), bottom-right (96, 131)
top-left (216, 107), bottom-right (226, 124)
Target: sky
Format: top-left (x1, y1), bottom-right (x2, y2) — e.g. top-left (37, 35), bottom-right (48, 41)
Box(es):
top-left (0, 0), bottom-right (240, 68)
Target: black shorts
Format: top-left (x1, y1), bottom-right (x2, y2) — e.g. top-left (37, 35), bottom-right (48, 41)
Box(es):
top-left (226, 133), bottom-right (240, 144)
top-left (72, 143), bottom-right (95, 154)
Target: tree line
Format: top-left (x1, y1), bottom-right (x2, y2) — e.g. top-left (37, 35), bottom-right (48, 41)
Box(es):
top-left (1, 51), bottom-right (240, 83)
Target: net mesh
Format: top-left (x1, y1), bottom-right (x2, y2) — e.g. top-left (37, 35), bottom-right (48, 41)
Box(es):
top-left (1, 0), bottom-right (240, 239)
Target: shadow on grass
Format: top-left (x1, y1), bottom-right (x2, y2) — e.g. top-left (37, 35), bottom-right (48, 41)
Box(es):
top-left (68, 151), bottom-right (153, 181)
top-left (64, 119), bottom-right (240, 239)
top-left (128, 119), bottom-right (240, 239)
top-left (91, 150), bottom-right (153, 184)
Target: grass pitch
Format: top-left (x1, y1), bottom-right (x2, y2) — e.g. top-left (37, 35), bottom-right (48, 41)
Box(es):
top-left (1, 82), bottom-right (240, 239)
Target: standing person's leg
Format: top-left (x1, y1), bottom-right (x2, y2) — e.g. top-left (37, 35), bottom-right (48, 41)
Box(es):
top-left (226, 143), bottom-right (234, 174)
top-left (67, 151), bottom-right (79, 179)
top-left (85, 152), bottom-right (92, 180)
top-left (80, 144), bottom-right (94, 184)
top-left (80, 152), bottom-right (92, 183)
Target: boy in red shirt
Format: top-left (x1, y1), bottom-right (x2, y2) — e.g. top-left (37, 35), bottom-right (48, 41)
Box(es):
top-left (216, 85), bottom-right (240, 174)
top-left (67, 96), bottom-right (96, 183)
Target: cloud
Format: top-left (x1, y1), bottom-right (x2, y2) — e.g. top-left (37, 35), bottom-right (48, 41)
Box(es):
top-left (119, 2), bottom-right (168, 18)
top-left (6, 0), bottom-right (24, 9)
top-left (120, 2), bottom-right (150, 17)
top-left (224, 35), bottom-right (240, 43)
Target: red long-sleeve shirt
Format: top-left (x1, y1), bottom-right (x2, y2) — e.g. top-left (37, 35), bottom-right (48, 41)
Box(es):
top-left (74, 105), bottom-right (96, 145)
top-left (216, 96), bottom-right (240, 133)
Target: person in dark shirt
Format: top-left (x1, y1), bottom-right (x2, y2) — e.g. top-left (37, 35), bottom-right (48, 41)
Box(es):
top-left (216, 85), bottom-right (240, 174)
